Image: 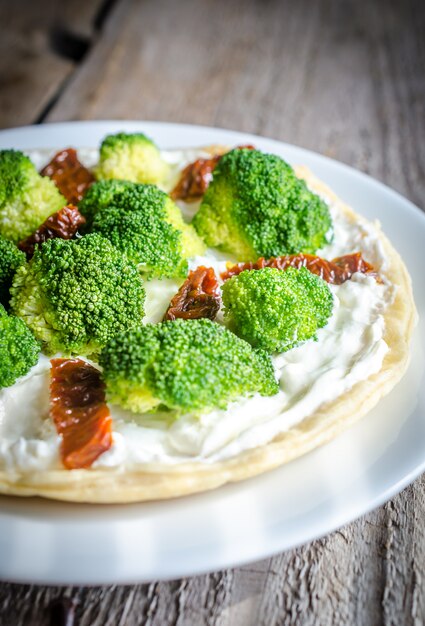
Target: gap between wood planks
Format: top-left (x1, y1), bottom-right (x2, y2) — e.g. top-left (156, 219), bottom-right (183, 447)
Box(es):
top-left (35, 0), bottom-right (120, 125)
top-left (0, 0), bottom-right (119, 129)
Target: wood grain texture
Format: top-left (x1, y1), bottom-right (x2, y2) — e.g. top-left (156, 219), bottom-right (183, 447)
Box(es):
top-left (45, 0), bottom-right (425, 202)
top-left (1, 0), bottom-right (425, 624)
top-left (0, 0), bottom-right (106, 129)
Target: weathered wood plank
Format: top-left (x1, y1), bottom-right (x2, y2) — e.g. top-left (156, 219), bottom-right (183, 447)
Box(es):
top-left (46, 0), bottom-right (425, 202)
top-left (0, 0), bottom-right (424, 624)
top-left (0, 0), bottom-right (106, 129)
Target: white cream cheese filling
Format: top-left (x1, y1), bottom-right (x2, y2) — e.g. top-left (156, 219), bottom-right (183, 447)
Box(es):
top-left (0, 147), bottom-right (394, 472)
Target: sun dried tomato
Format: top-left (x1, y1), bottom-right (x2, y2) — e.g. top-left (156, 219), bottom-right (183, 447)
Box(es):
top-left (221, 252), bottom-right (379, 285)
top-left (170, 144), bottom-right (255, 202)
top-left (170, 155), bottom-right (221, 202)
top-left (50, 359), bottom-right (112, 470)
top-left (18, 205), bottom-right (86, 259)
top-left (331, 252), bottom-right (379, 282)
top-left (41, 148), bottom-right (95, 204)
top-left (164, 266), bottom-right (221, 321)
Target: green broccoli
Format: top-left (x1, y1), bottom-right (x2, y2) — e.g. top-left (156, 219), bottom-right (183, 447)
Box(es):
top-left (99, 318), bottom-right (278, 414)
top-left (221, 266), bottom-right (334, 353)
top-left (95, 132), bottom-right (170, 186)
top-left (10, 233), bottom-right (145, 356)
top-left (0, 236), bottom-right (25, 307)
top-left (0, 304), bottom-right (40, 388)
top-left (81, 181), bottom-right (205, 279)
top-left (78, 179), bottom-right (133, 227)
top-left (192, 148), bottom-right (332, 260)
top-left (0, 150), bottom-right (66, 243)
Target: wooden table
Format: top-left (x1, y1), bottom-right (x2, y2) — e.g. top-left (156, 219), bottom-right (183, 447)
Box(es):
top-left (0, 0), bottom-right (424, 623)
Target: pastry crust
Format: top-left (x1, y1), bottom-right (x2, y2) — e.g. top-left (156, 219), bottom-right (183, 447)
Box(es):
top-left (0, 168), bottom-right (417, 503)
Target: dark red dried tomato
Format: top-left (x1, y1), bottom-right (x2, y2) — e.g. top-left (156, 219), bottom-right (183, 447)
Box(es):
top-left (164, 266), bottom-right (221, 321)
top-left (18, 205), bottom-right (86, 259)
top-left (221, 252), bottom-right (379, 285)
top-left (170, 155), bottom-right (221, 202)
top-left (50, 359), bottom-right (112, 470)
top-left (331, 252), bottom-right (379, 283)
top-left (170, 144), bottom-right (255, 202)
top-left (41, 148), bottom-right (95, 204)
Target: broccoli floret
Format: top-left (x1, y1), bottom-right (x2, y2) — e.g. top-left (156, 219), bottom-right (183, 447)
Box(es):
top-left (0, 236), bottom-right (25, 307)
top-left (95, 132), bottom-right (170, 186)
top-left (192, 148), bottom-right (332, 260)
top-left (82, 181), bottom-right (205, 279)
top-left (10, 234), bottom-right (145, 356)
top-left (163, 194), bottom-right (207, 260)
top-left (99, 318), bottom-right (278, 414)
top-left (0, 150), bottom-right (66, 243)
top-left (78, 179), bottom-right (133, 226)
top-left (221, 266), bottom-right (334, 353)
top-left (0, 304), bottom-right (40, 388)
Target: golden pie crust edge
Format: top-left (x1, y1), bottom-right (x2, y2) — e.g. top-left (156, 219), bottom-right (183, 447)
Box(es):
top-left (0, 167), bottom-right (417, 503)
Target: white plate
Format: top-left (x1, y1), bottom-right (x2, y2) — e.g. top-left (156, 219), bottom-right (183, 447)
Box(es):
top-left (0, 121), bottom-right (424, 585)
